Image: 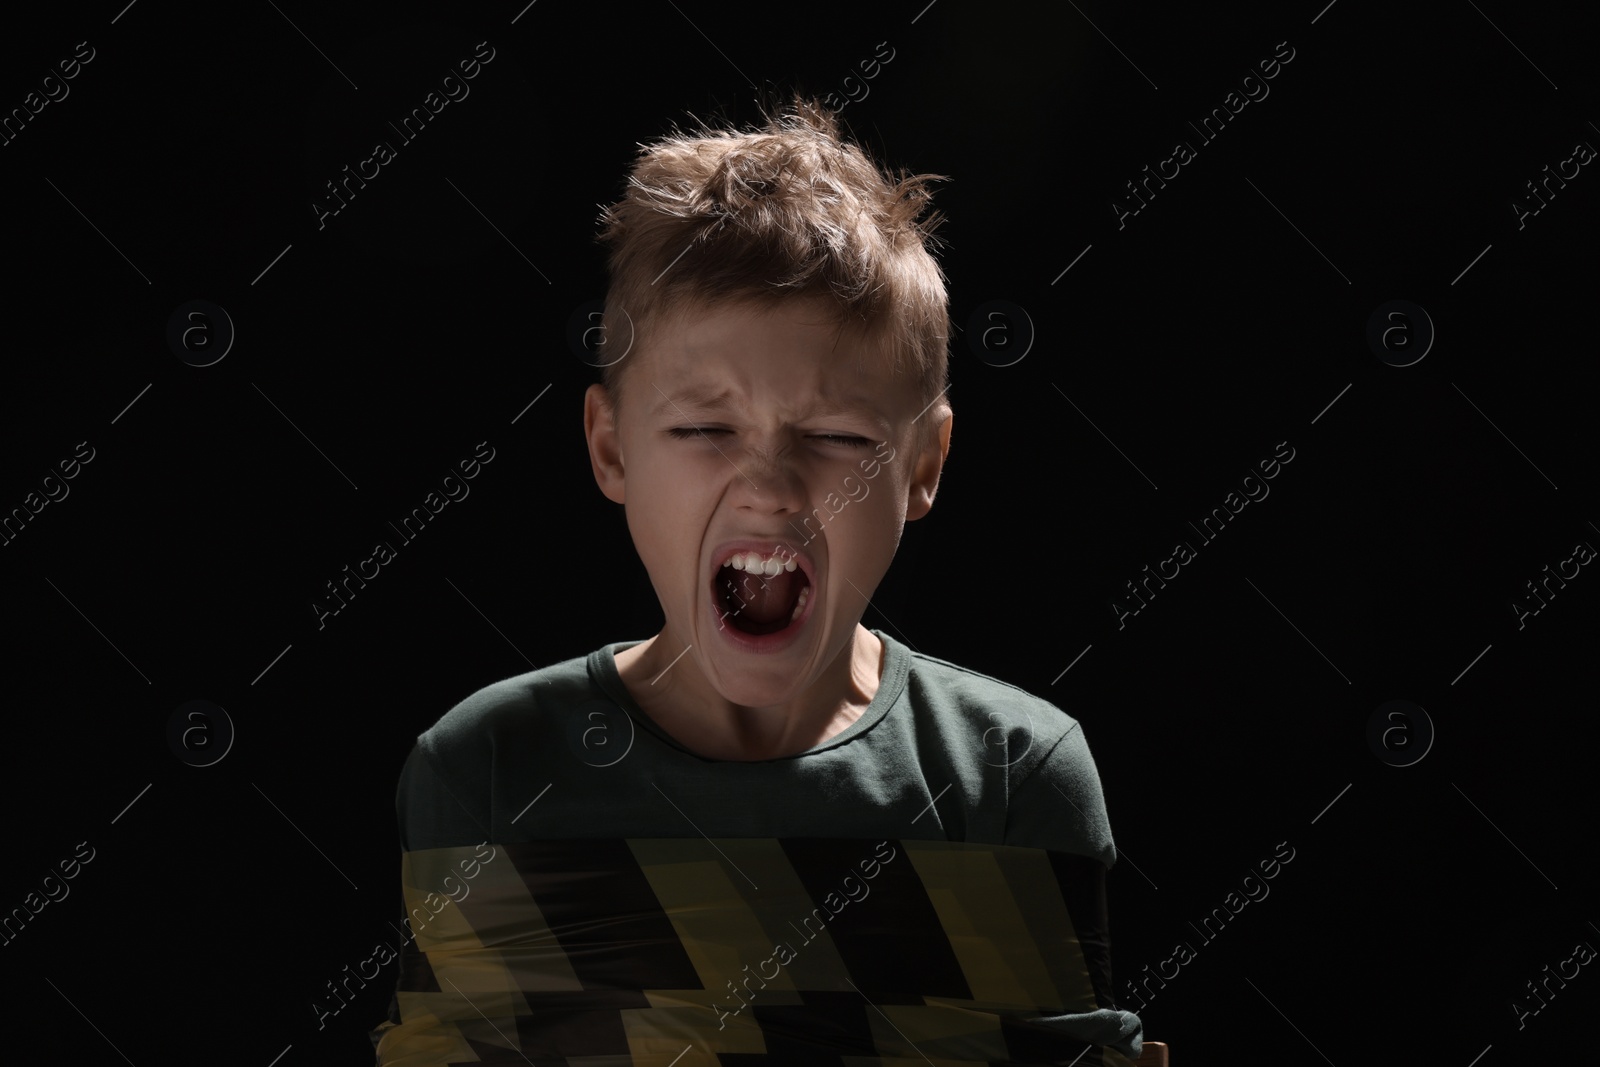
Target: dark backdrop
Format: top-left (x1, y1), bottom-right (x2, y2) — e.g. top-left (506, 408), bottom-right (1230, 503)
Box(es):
top-left (2, 0), bottom-right (1596, 1062)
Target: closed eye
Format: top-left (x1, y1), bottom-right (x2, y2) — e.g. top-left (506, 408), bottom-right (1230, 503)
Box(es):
top-left (666, 428), bottom-right (873, 447)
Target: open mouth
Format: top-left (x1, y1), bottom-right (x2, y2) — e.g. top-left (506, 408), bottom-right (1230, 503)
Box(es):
top-left (713, 562), bottom-right (813, 636)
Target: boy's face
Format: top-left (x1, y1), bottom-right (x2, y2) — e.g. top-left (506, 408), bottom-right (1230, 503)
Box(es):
top-left (583, 295), bottom-right (950, 710)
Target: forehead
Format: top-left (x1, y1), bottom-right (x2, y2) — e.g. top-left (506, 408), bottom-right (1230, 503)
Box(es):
top-left (642, 297), bottom-right (904, 415)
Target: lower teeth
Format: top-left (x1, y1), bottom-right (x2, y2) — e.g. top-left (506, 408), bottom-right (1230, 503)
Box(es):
top-left (789, 584), bottom-right (811, 622)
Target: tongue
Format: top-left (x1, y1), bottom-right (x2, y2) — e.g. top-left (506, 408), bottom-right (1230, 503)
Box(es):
top-left (728, 567), bottom-right (802, 626)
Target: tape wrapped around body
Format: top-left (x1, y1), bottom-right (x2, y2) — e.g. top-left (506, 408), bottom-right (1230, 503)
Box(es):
top-left (370, 837), bottom-right (1143, 1065)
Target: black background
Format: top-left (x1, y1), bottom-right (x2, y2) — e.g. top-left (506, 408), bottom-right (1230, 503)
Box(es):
top-left (2, 0), bottom-right (1596, 1063)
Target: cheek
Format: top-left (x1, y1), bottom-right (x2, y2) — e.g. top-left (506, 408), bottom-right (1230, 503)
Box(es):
top-left (859, 465), bottom-right (904, 516)
top-left (828, 480), bottom-right (902, 559)
top-left (624, 493), bottom-right (688, 572)
top-left (632, 455), bottom-right (707, 514)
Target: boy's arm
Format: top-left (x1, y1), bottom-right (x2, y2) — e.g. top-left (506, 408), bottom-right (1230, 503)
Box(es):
top-left (369, 740), bottom-right (493, 1064)
top-left (369, 743), bottom-right (427, 1062)
top-left (1003, 722), bottom-right (1144, 1062)
top-left (1003, 721), bottom-right (1117, 869)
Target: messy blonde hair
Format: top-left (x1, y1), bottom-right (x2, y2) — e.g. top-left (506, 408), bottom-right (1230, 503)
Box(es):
top-left (593, 93), bottom-right (952, 441)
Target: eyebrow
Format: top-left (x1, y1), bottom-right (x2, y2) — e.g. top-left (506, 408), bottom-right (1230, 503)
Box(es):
top-left (653, 386), bottom-right (737, 414)
top-left (654, 386), bottom-right (891, 428)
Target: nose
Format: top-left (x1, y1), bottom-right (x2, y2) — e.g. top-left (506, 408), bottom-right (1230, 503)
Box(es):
top-left (728, 444), bottom-right (809, 519)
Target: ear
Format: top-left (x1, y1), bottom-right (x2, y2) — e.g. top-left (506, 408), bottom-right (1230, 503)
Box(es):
top-left (905, 405), bottom-right (952, 522)
top-left (584, 383), bottom-right (627, 505)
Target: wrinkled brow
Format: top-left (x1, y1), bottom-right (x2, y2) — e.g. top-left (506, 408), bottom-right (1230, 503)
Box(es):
top-left (654, 386), bottom-right (890, 428)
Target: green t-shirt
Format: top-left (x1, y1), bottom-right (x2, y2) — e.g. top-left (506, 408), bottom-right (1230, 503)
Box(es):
top-left (396, 630), bottom-right (1120, 868)
top-left (380, 630), bottom-right (1144, 1060)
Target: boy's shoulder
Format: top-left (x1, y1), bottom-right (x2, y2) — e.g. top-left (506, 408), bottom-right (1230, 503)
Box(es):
top-left (895, 641), bottom-right (1114, 863)
top-left (413, 636), bottom-right (1091, 777)
top-left (896, 642), bottom-right (1088, 768)
top-left (416, 646), bottom-right (605, 757)
top-left (901, 643), bottom-right (1083, 722)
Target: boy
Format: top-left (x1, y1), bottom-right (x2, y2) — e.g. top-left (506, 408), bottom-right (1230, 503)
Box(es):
top-left (371, 96), bottom-right (1144, 1065)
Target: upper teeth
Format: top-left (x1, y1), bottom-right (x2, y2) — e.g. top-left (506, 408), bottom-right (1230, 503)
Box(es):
top-left (722, 552), bottom-right (797, 577)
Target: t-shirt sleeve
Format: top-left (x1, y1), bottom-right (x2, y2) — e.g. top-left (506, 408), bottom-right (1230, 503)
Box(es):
top-left (396, 735), bottom-right (494, 853)
top-left (1002, 721), bottom-right (1141, 1042)
top-left (1003, 721), bottom-right (1117, 869)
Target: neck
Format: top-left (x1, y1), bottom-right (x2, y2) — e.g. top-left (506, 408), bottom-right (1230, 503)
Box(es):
top-left (616, 624), bottom-right (884, 761)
